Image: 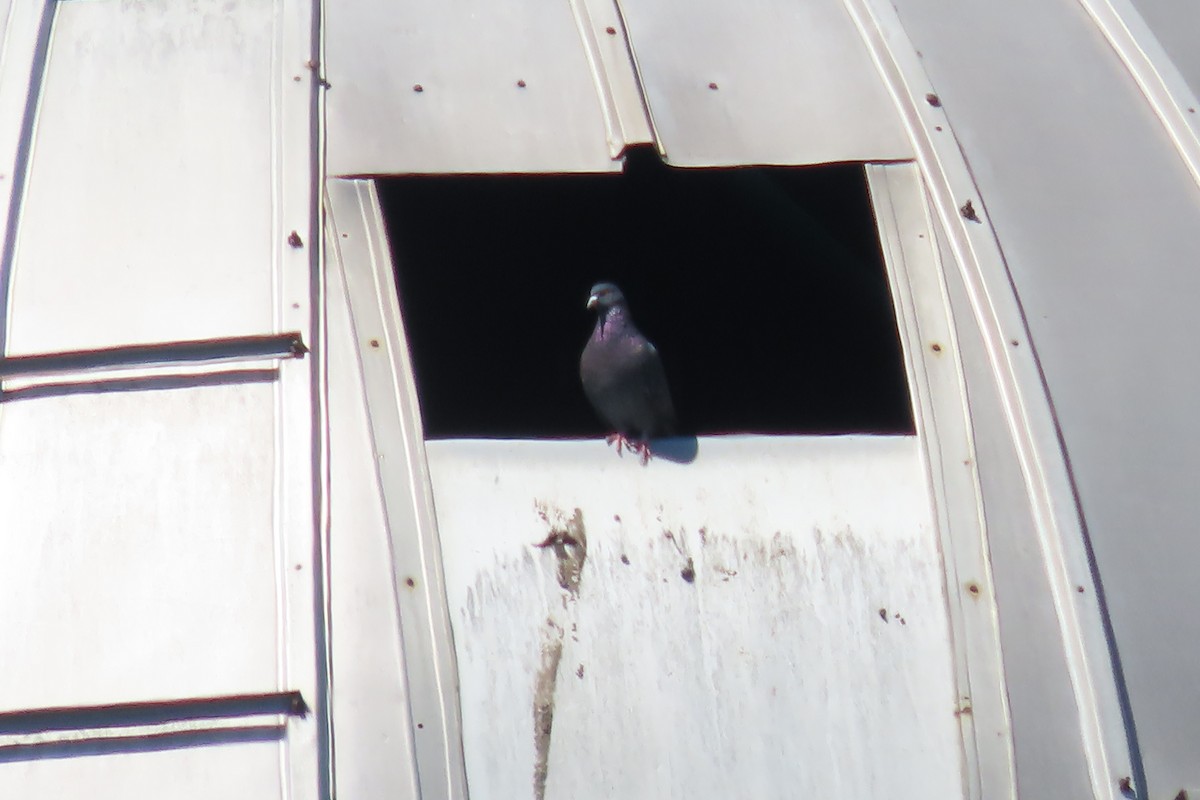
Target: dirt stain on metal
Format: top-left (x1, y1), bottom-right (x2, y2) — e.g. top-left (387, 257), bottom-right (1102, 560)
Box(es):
top-left (532, 627), bottom-right (564, 800)
top-left (530, 504), bottom-right (588, 800)
top-left (534, 506), bottom-right (588, 598)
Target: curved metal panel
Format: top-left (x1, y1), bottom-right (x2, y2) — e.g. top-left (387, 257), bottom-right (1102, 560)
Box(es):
top-left (889, 0), bottom-right (1200, 796)
top-left (932, 198), bottom-right (1095, 800)
top-left (325, 179), bottom-right (469, 799)
top-left (325, 0), bottom-right (620, 175)
top-left (324, 212), bottom-right (423, 799)
top-left (428, 436), bottom-right (963, 800)
top-left (615, 0), bottom-right (912, 166)
top-left (1125, 0), bottom-right (1200, 102)
top-left (3, 0), bottom-right (276, 355)
top-left (0, 384), bottom-right (278, 707)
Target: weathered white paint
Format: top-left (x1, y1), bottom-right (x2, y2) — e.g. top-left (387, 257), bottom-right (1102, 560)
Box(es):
top-left (616, 0), bottom-right (912, 166)
top-left (426, 436), bottom-right (963, 800)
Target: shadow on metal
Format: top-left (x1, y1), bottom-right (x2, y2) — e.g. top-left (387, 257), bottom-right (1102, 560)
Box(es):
top-left (0, 332), bottom-right (306, 380)
top-left (651, 435), bottom-right (698, 464)
top-left (0, 368), bottom-right (279, 403)
top-left (0, 691), bottom-right (309, 736)
top-left (0, 724), bottom-right (287, 763)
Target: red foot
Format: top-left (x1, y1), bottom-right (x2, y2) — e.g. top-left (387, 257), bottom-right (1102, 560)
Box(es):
top-left (605, 433), bottom-right (653, 465)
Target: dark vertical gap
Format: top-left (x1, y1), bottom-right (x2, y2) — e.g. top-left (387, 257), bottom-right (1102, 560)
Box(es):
top-left (377, 150), bottom-right (913, 438)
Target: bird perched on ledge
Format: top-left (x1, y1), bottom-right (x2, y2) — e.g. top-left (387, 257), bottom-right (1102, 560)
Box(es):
top-left (580, 282), bottom-right (676, 464)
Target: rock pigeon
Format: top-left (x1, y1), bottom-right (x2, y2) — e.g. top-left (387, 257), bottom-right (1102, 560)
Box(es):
top-left (580, 282), bottom-right (676, 463)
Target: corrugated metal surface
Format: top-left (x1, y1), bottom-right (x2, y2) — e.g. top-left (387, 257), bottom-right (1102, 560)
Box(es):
top-left (427, 436), bottom-right (963, 800)
top-left (616, 0), bottom-right (912, 166)
top-left (889, 0), bottom-right (1200, 795)
top-left (325, 0), bottom-right (620, 175)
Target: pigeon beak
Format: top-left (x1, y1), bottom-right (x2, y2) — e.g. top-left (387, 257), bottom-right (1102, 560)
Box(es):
top-left (586, 295), bottom-right (599, 310)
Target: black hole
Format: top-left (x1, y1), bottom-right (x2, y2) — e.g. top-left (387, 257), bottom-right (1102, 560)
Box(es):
top-left (378, 149), bottom-right (914, 438)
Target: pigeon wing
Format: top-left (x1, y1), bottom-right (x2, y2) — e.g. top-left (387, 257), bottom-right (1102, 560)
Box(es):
top-left (627, 340), bottom-right (676, 440)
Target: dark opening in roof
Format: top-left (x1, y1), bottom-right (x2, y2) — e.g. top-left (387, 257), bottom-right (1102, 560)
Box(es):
top-left (377, 149), bottom-right (914, 438)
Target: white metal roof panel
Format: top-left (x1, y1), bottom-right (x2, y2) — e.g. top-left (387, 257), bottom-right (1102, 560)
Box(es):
top-left (4, 742), bottom-right (284, 800)
top-left (617, 0), bottom-right (912, 166)
top-left (4, 0), bottom-right (276, 355)
top-left (891, 0), bottom-right (1200, 794)
top-left (0, 385), bottom-right (277, 708)
top-left (325, 0), bottom-right (620, 175)
top-left (1126, 0), bottom-right (1200, 101)
top-left (428, 436), bottom-right (963, 799)
top-left (931, 197), bottom-right (1095, 799)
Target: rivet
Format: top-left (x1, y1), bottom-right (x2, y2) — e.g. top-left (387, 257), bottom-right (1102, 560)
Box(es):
top-left (413, 84), bottom-right (424, 93)
top-left (517, 79), bottom-right (527, 88)
top-left (291, 302), bottom-right (300, 309)
top-left (405, 577), bottom-right (416, 588)
top-left (605, 26), bottom-right (616, 35)
top-left (417, 722), bottom-right (424, 730)
top-left (292, 76), bottom-right (301, 82)
top-left (1076, 586), bottom-right (1085, 593)
top-left (967, 582), bottom-right (981, 596)
top-left (287, 231), bottom-right (303, 248)
top-left (1010, 339), bottom-right (1019, 347)
top-left (930, 343), bottom-right (942, 352)
top-left (369, 339), bottom-right (380, 348)
top-left (960, 200), bottom-right (980, 222)
top-left (935, 125), bottom-right (943, 131)
top-left (925, 92), bottom-right (941, 107)
top-left (708, 82), bottom-right (719, 90)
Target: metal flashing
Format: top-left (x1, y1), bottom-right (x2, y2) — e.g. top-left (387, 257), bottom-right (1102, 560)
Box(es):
top-left (325, 178), bottom-right (468, 799)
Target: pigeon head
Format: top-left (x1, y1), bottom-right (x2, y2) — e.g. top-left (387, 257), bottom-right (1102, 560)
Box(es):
top-left (586, 282), bottom-right (627, 313)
